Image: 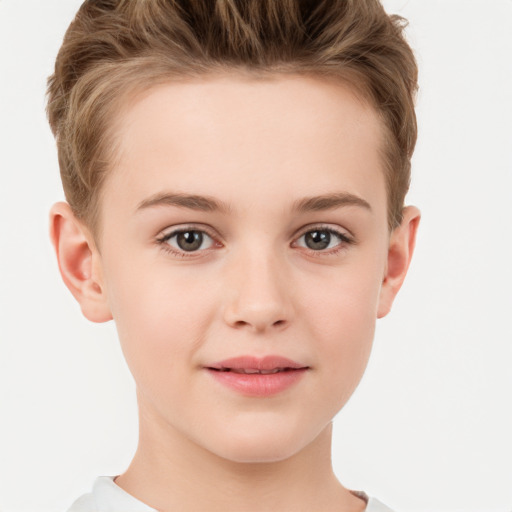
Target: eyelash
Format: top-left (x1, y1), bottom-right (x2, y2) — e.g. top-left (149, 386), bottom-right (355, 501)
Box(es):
top-left (155, 224), bottom-right (355, 259)
top-left (156, 225), bottom-right (220, 259)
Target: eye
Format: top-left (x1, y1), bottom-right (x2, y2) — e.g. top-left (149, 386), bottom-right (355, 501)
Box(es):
top-left (157, 228), bottom-right (217, 254)
top-left (294, 227), bottom-right (352, 252)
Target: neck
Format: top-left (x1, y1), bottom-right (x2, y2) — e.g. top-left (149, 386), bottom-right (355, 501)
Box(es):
top-left (115, 397), bottom-right (365, 512)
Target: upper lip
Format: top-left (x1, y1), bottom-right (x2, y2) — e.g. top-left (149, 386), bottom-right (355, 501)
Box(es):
top-left (206, 355), bottom-right (309, 371)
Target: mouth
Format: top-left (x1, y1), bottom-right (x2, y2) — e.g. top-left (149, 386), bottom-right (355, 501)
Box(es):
top-left (208, 367), bottom-right (303, 374)
top-left (205, 354), bottom-right (309, 373)
top-left (204, 355), bottom-right (310, 396)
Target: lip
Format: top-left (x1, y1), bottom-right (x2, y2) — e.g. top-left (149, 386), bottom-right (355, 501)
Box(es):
top-left (207, 355), bottom-right (308, 371)
top-left (204, 355), bottom-right (309, 397)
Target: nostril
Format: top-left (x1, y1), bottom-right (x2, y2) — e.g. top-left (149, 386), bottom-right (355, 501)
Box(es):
top-left (231, 318), bottom-right (286, 331)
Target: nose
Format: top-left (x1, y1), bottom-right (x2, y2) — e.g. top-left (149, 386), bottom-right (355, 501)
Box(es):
top-left (222, 251), bottom-right (293, 333)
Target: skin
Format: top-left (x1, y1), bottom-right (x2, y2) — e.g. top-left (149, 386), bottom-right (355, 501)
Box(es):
top-left (50, 74), bottom-right (419, 511)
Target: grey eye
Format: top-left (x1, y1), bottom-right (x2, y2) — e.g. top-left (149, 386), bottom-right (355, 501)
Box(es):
top-left (304, 230), bottom-right (331, 250)
top-left (167, 230), bottom-right (215, 252)
top-left (296, 229), bottom-right (348, 251)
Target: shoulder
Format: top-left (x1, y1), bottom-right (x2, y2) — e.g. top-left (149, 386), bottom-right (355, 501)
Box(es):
top-left (366, 496), bottom-right (396, 512)
top-left (66, 476), bottom-right (157, 512)
top-left (67, 490), bottom-right (97, 512)
top-left (352, 490), bottom-right (395, 512)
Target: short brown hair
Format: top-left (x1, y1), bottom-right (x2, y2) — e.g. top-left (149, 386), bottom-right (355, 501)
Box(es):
top-left (47, 0), bottom-right (418, 233)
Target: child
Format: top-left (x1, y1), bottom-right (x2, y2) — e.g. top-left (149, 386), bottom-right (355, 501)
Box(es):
top-left (47, 0), bottom-right (420, 510)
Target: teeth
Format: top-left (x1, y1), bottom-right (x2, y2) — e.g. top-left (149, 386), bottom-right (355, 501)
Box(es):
top-left (229, 368), bottom-right (285, 374)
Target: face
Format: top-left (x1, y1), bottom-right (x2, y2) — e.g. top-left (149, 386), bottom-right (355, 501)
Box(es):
top-left (94, 74), bottom-right (392, 463)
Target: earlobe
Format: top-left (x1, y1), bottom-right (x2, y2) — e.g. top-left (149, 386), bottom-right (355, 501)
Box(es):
top-left (49, 202), bottom-right (112, 323)
top-left (377, 206), bottom-right (421, 319)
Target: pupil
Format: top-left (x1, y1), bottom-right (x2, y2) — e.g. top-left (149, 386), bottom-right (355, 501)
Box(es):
top-left (177, 231), bottom-right (203, 251)
top-left (305, 230), bottom-right (330, 250)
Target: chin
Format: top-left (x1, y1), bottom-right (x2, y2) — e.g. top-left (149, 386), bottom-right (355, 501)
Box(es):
top-left (218, 440), bottom-right (301, 464)
top-left (204, 422), bottom-right (319, 464)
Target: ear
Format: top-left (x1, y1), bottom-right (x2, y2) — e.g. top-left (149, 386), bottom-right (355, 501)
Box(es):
top-left (49, 202), bottom-right (113, 323)
top-left (377, 206), bottom-right (421, 319)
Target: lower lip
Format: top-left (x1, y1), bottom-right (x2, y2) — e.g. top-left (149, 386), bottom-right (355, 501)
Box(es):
top-left (206, 368), bottom-right (308, 397)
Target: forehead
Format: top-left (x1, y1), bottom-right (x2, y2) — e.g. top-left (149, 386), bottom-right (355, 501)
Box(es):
top-left (105, 73), bottom-right (386, 218)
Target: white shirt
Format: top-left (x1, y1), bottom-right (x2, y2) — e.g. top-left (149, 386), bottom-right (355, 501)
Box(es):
top-left (68, 476), bottom-right (395, 512)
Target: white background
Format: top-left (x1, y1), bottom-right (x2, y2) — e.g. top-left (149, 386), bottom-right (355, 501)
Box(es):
top-left (0, 1), bottom-right (511, 511)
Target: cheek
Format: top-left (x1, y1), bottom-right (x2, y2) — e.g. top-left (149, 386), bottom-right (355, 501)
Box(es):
top-left (103, 259), bottom-right (216, 390)
top-left (298, 258), bottom-right (383, 401)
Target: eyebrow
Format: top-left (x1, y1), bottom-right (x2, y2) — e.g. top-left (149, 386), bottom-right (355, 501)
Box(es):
top-left (136, 191), bottom-right (371, 214)
top-left (292, 192), bottom-right (372, 213)
top-left (137, 192), bottom-right (232, 214)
